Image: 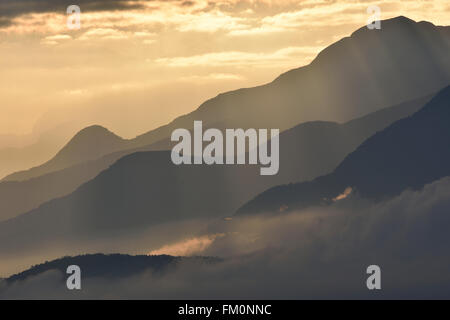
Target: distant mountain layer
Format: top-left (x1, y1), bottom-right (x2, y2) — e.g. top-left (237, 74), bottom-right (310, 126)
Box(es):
top-left (0, 123), bottom-right (82, 180)
top-left (237, 85), bottom-right (450, 215)
top-left (3, 16), bottom-right (449, 184)
top-left (5, 254), bottom-right (219, 284)
top-left (0, 94), bottom-right (432, 223)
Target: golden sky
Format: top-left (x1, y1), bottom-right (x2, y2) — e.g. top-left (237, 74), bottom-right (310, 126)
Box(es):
top-left (0, 0), bottom-right (449, 139)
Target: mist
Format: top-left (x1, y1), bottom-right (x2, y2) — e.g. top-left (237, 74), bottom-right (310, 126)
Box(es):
top-left (3, 176), bottom-right (450, 299)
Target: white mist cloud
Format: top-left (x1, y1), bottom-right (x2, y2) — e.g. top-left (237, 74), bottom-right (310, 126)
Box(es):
top-left (149, 233), bottom-right (225, 256)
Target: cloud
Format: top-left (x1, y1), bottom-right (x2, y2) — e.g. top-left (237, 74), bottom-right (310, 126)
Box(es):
top-left (149, 234), bottom-right (225, 256)
top-left (174, 11), bottom-right (248, 33)
top-left (2, 0), bottom-right (450, 35)
top-left (0, 0), bottom-right (148, 21)
top-left (78, 28), bottom-right (127, 40)
top-left (44, 34), bottom-right (71, 40)
top-left (333, 186), bottom-right (352, 201)
top-left (3, 176), bottom-right (450, 298)
top-left (154, 46), bottom-right (322, 67)
top-left (40, 33), bottom-right (72, 45)
top-left (0, 0), bottom-right (449, 146)
top-left (178, 73), bottom-right (245, 81)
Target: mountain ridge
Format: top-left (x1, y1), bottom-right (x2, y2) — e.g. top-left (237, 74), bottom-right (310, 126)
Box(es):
top-left (4, 253), bottom-right (220, 284)
top-left (3, 16), bottom-right (449, 184)
top-left (237, 85), bottom-right (450, 215)
top-left (3, 125), bottom-right (127, 182)
top-left (0, 93), bottom-right (433, 223)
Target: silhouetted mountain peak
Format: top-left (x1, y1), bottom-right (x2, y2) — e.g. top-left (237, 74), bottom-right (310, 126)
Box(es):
top-left (69, 124), bottom-right (121, 142)
top-left (324, 16), bottom-right (439, 60)
top-left (388, 15), bottom-right (414, 22)
top-left (2, 126), bottom-right (127, 182)
top-left (62, 125), bottom-right (123, 149)
top-left (272, 16), bottom-right (449, 120)
top-left (46, 125), bottom-right (127, 167)
top-left (350, 15), bottom-right (435, 38)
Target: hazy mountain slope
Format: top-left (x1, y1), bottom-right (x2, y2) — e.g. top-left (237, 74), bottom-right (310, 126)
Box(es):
top-left (0, 94), bottom-right (431, 223)
top-left (130, 16), bottom-right (450, 149)
top-left (4, 16), bottom-right (448, 184)
top-left (0, 123), bottom-right (81, 180)
top-left (0, 143), bottom-right (61, 182)
top-left (237, 85), bottom-right (450, 215)
top-left (0, 153), bottom-right (123, 222)
top-left (3, 126), bottom-right (128, 182)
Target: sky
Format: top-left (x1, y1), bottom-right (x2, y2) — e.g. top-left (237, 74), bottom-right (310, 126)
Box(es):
top-left (0, 0), bottom-right (449, 139)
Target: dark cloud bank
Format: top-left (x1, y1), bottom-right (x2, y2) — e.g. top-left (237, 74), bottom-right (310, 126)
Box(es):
top-left (0, 0), bottom-right (153, 26)
top-left (2, 176), bottom-right (450, 299)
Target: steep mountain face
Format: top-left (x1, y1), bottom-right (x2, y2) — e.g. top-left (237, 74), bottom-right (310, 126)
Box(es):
top-left (130, 16), bottom-right (450, 149)
top-left (3, 126), bottom-right (128, 182)
top-left (4, 16), bottom-right (448, 185)
top-left (237, 86), bottom-right (450, 215)
top-left (0, 94), bottom-right (431, 223)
